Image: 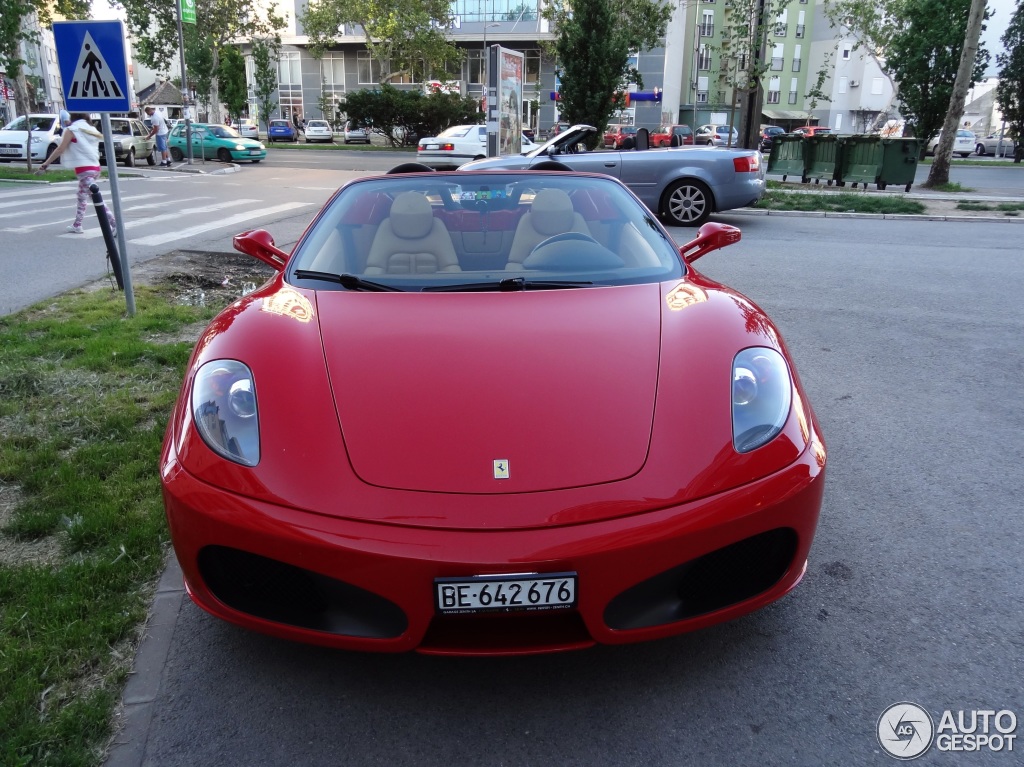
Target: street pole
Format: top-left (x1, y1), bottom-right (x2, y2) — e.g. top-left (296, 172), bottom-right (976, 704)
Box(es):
top-left (176, 0), bottom-right (194, 164)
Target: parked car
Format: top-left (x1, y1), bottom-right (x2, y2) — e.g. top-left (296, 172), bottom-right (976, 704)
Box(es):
top-left (303, 119), bottom-right (334, 143)
top-left (162, 168), bottom-right (826, 654)
top-left (522, 127), bottom-right (536, 141)
top-left (417, 124), bottom-right (488, 168)
top-left (604, 124), bottom-right (639, 149)
top-left (546, 121), bottom-right (571, 139)
top-left (98, 117), bottom-right (156, 167)
top-left (167, 123), bottom-right (266, 163)
top-left (759, 125), bottom-right (786, 153)
top-left (651, 124), bottom-right (694, 147)
top-left (343, 121), bottom-right (371, 144)
top-left (974, 130), bottom-right (1016, 156)
top-left (460, 124), bottom-right (765, 227)
top-left (926, 129), bottom-right (975, 158)
top-left (267, 119), bottom-right (299, 143)
top-left (694, 123), bottom-right (739, 146)
top-left (790, 125), bottom-right (832, 137)
top-left (0, 113), bottom-right (61, 163)
top-left (236, 119), bottom-right (259, 139)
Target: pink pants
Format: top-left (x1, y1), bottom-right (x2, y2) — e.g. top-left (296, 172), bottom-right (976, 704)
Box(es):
top-left (75, 169), bottom-right (117, 230)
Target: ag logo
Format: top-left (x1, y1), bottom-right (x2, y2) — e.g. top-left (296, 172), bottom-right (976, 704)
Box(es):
top-left (878, 702), bottom-right (935, 760)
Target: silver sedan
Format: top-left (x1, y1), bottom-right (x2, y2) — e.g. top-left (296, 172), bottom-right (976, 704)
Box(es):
top-left (974, 131), bottom-right (1016, 157)
top-left (459, 125), bottom-right (765, 226)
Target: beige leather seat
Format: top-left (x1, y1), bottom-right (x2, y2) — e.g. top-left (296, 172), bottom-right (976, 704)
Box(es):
top-left (505, 189), bottom-right (591, 270)
top-left (365, 192), bottom-right (461, 274)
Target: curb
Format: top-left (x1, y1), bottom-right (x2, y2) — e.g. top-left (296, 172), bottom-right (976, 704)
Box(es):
top-left (104, 553), bottom-right (184, 767)
top-left (732, 208), bottom-right (1023, 224)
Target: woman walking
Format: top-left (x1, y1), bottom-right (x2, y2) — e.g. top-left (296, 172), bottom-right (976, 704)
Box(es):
top-left (38, 113), bottom-right (117, 234)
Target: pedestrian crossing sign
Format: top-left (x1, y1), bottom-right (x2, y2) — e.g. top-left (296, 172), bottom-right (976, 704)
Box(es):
top-left (53, 21), bottom-right (130, 112)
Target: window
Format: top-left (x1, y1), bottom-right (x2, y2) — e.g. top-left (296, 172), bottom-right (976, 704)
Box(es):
top-left (767, 90), bottom-right (781, 104)
top-left (767, 76), bottom-right (780, 104)
top-left (278, 51), bottom-right (301, 84)
top-left (775, 23), bottom-right (787, 37)
top-left (838, 76), bottom-right (848, 94)
top-left (698, 44), bottom-right (712, 70)
top-left (468, 50), bottom-right (484, 84)
top-left (871, 77), bottom-right (884, 95)
top-left (701, 11), bottom-right (714, 37)
top-left (842, 45), bottom-right (852, 60)
top-left (524, 49), bottom-right (541, 84)
top-left (357, 51), bottom-right (382, 84)
top-left (795, 24), bottom-right (805, 38)
top-left (770, 43), bottom-right (784, 71)
top-left (788, 90), bottom-right (798, 105)
top-left (696, 91), bottom-right (709, 103)
top-left (792, 58), bottom-right (801, 72)
top-left (789, 78), bottom-right (798, 104)
top-left (322, 54), bottom-right (345, 87)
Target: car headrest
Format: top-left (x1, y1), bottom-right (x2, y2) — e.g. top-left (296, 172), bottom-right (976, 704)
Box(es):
top-left (390, 192), bottom-right (435, 239)
top-left (530, 189), bottom-right (576, 236)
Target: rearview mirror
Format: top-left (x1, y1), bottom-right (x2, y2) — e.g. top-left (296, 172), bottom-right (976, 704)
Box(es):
top-left (679, 222), bottom-right (742, 263)
top-left (233, 229), bottom-right (290, 271)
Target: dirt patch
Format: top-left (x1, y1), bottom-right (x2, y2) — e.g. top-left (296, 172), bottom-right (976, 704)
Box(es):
top-left (119, 249), bottom-right (276, 298)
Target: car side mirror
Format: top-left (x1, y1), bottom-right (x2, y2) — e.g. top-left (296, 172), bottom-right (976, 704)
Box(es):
top-left (233, 229), bottom-right (290, 271)
top-left (679, 222), bottom-right (742, 263)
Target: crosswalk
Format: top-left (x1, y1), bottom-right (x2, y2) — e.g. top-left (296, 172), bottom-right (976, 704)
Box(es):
top-left (0, 179), bottom-right (317, 248)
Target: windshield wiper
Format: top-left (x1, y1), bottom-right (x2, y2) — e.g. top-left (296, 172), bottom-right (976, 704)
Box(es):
top-left (293, 270), bottom-right (404, 292)
top-left (421, 277), bottom-right (593, 292)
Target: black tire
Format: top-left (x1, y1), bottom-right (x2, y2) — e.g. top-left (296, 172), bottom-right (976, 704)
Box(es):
top-left (147, 151), bottom-right (156, 166)
top-left (252, 159), bottom-right (261, 163)
top-left (958, 153), bottom-right (970, 158)
top-left (877, 182), bottom-right (887, 191)
top-left (801, 175), bottom-right (809, 184)
top-left (662, 178), bottom-right (712, 227)
top-left (976, 144), bottom-right (986, 156)
top-left (170, 147), bottom-right (184, 162)
top-left (782, 175), bottom-right (787, 182)
top-left (124, 147), bottom-right (135, 167)
top-left (217, 148), bottom-right (232, 163)
top-left (45, 143), bottom-right (58, 161)
top-left (905, 183), bottom-right (912, 192)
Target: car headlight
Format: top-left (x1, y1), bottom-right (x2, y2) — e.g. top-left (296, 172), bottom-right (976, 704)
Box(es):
top-left (257, 143), bottom-right (265, 149)
top-left (191, 360), bottom-right (260, 466)
top-left (234, 144), bottom-right (245, 151)
top-left (732, 347), bottom-right (792, 453)
top-left (30, 136), bottom-right (43, 144)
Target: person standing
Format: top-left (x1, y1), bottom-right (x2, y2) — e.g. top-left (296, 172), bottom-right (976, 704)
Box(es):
top-left (37, 113), bottom-right (117, 235)
top-left (145, 105), bottom-right (171, 166)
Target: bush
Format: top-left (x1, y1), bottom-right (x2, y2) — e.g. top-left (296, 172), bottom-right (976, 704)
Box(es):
top-left (343, 84), bottom-right (483, 146)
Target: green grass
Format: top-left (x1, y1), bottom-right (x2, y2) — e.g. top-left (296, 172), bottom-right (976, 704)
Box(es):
top-left (754, 190), bottom-right (926, 215)
top-left (923, 181), bottom-right (974, 193)
top-left (266, 141), bottom-right (416, 152)
top-left (0, 166), bottom-right (85, 183)
top-left (955, 199), bottom-right (1024, 215)
top-left (0, 283), bottom-right (224, 766)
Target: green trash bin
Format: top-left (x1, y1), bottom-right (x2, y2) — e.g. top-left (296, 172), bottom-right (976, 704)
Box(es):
top-left (840, 135), bottom-right (920, 192)
top-left (767, 134), bottom-right (805, 182)
top-left (804, 134), bottom-right (843, 186)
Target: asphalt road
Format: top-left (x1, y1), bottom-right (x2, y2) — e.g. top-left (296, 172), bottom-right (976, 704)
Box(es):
top-left (104, 213), bottom-right (1023, 766)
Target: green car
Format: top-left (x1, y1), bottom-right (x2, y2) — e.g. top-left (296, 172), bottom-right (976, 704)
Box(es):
top-left (168, 123), bottom-right (267, 163)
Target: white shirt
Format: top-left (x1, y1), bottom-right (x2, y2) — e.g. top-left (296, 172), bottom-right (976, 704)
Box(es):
top-left (63, 120), bottom-right (103, 171)
top-left (149, 110), bottom-right (169, 136)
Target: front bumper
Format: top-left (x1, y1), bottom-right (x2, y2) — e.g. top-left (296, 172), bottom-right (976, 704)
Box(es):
top-left (163, 430), bottom-right (825, 656)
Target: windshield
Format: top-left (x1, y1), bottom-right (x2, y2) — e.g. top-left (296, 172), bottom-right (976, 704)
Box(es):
top-left (288, 172), bottom-right (684, 292)
top-left (211, 126), bottom-right (241, 138)
top-left (2, 116), bottom-right (55, 132)
top-left (438, 125), bottom-right (476, 138)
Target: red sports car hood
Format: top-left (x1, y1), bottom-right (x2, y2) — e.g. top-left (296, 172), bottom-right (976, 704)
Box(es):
top-left (317, 285), bottom-right (662, 493)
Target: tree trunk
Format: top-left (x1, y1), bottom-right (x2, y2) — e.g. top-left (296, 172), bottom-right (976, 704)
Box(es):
top-left (925, 0), bottom-right (987, 187)
top-left (13, 72), bottom-right (34, 172)
top-left (208, 46), bottom-right (222, 124)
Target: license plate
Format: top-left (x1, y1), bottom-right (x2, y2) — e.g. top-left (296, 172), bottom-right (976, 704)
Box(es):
top-left (0, 148), bottom-right (19, 155)
top-left (248, 150), bottom-right (261, 155)
top-left (425, 143), bottom-right (439, 150)
top-left (435, 572), bottom-right (577, 614)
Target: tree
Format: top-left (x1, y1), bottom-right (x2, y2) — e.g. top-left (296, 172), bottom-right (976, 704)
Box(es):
top-left (0, 0), bottom-right (89, 170)
top-left (300, 0), bottom-right (462, 85)
top-left (925, 0), bottom-right (987, 186)
top-left (996, 1), bottom-right (1024, 163)
top-left (341, 84), bottom-right (481, 147)
top-left (219, 45), bottom-right (249, 125)
top-left (118, 0), bottom-right (285, 124)
top-left (251, 36), bottom-right (279, 132)
top-left (184, 26), bottom-right (215, 118)
top-left (543, 0), bottom-right (671, 142)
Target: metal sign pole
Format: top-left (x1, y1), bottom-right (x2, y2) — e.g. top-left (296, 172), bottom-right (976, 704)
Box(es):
top-left (176, 0), bottom-right (194, 163)
top-left (100, 113), bottom-right (136, 315)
